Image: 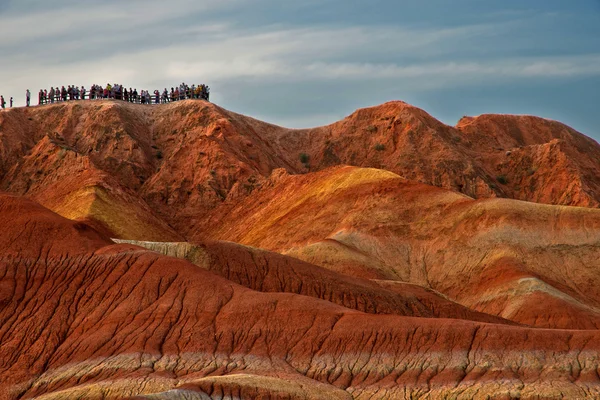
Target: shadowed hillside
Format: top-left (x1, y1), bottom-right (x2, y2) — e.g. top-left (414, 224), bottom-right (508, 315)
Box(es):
top-left (3, 192), bottom-right (600, 399)
top-left (2, 100), bottom-right (600, 399)
top-left (1, 100), bottom-right (599, 241)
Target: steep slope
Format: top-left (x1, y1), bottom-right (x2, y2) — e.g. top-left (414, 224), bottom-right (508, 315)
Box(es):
top-left (3, 135), bottom-right (181, 241)
top-left (276, 101), bottom-right (495, 199)
top-left (457, 114), bottom-right (600, 207)
top-left (4, 193), bottom-right (600, 399)
top-left (199, 166), bottom-right (600, 329)
top-left (113, 239), bottom-right (510, 324)
top-left (1, 100), bottom-right (600, 243)
top-left (0, 192), bottom-right (110, 256)
top-left (275, 101), bottom-right (600, 208)
top-left (0, 100), bottom-right (302, 239)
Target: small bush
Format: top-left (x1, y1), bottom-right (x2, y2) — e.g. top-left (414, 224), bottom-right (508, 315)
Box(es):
top-left (528, 167), bottom-right (537, 176)
top-left (374, 143), bottom-right (385, 151)
top-left (210, 169), bottom-right (216, 176)
top-left (156, 151), bottom-right (163, 159)
top-left (299, 153), bottom-right (309, 164)
top-left (496, 175), bottom-right (508, 184)
top-left (366, 125), bottom-right (377, 133)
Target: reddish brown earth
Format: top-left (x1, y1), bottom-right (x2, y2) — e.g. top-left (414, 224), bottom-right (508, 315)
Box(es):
top-left (2, 100), bottom-right (600, 398)
top-left (1, 100), bottom-right (599, 240)
top-left (4, 192), bottom-right (600, 400)
top-left (112, 239), bottom-right (511, 324)
top-left (200, 166), bottom-right (600, 330)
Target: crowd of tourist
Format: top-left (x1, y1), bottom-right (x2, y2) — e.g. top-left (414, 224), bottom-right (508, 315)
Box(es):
top-left (1, 82), bottom-right (209, 109)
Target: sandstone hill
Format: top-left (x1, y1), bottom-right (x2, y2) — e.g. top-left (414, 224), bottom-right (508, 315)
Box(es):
top-left (199, 166), bottom-right (600, 330)
top-left (1, 100), bottom-right (599, 241)
top-left (3, 192), bottom-right (600, 399)
top-left (2, 99), bottom-right (600, 399)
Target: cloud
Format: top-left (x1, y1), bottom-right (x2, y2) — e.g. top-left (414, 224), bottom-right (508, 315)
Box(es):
top-left (0, 0), bottom-right (598, 135)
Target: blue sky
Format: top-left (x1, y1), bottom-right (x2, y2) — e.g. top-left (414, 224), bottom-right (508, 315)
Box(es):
top-left (0, 0), bottom-right (599, 139)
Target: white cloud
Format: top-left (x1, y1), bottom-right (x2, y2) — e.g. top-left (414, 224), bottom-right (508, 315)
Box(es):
top-left (0, 0), bottom-right (598, 132)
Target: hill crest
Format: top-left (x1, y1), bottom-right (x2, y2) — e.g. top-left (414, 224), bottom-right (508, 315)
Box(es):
top-left (1, 99), bottom-right (599, 240)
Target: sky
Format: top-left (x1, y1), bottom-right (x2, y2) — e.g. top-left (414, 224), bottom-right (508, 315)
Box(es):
top-left (0, 0), bottom-right (599, 139)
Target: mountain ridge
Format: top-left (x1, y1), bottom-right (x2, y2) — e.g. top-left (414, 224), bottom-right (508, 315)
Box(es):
top-left (3, 99), bottom-right (600, 398)
top-left (1, 99), bottom-right (599, 242)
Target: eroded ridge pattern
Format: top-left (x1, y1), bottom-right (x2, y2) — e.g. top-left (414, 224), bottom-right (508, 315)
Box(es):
top-left (2, 100), bottom-right (600, 399)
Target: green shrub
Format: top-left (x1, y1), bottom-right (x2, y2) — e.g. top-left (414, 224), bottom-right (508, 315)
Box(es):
top-left (366, 125), bottom-right (377, 133)
top-left (374, 143), bottom-right (385, 151)
top-left (299, 153), bottom-right (309, 164)
top-left (496, 175), bottom-right (508, 184)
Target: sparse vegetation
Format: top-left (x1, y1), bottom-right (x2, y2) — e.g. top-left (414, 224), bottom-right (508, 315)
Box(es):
top-left (210, 169), bottom-right (216, 176)
top-left (374, 143), bottom-right (385, 151)
top-left (528, 167), bottom-right (538, 176)
top-left (299, 153), bottom-right (309, 164)
top-left (156, 150), bottom-right (163, 159)
top-left (496, 175), bottom-right (508, 184)
top-left (366, 125), bottom-right (377, 133)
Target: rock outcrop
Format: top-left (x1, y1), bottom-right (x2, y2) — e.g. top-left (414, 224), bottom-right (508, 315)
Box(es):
top-left (2, 99), bottom-right (600, 399)
top-left (1, 100), bottom-right (599, 241)
top-left (3, 193), bottom-right (600, 400)
top-left (199, 166), bottom-right (600, 330)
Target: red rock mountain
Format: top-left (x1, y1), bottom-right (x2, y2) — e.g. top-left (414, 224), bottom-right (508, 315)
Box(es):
top-left (1, 100), bottom-right (599, 240)
top-left (2, 100), bottom-right (600, 399)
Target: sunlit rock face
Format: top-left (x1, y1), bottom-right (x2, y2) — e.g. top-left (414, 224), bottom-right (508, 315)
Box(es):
top-left (2, 100), bottom-right (600, 399)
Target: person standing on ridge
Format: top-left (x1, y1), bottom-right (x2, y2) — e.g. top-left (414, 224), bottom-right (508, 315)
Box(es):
top-left (10, 97), bottom-right (13, 107)
top-left (26, 90), bottom-right (30, 107)
top-left (1, 95), bottom-right (5, 109)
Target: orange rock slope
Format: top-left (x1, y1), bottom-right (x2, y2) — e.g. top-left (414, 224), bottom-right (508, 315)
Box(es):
top-left (200, 166), bottom-right (600, 330)
top-left (2, 99), bottom-right (600, 398)
top-left (3, 192), bottom-right (600, 400)
top-left (1, 99), bottom-right (599, 240)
